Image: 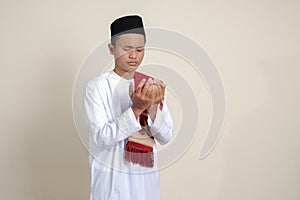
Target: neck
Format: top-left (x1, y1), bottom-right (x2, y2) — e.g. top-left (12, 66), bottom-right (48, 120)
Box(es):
top-left (113, 68), bottom-right (135, 80)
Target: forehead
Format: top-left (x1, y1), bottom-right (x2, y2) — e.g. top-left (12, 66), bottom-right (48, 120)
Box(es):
top-left (116, 33), bottom-right (145, 46)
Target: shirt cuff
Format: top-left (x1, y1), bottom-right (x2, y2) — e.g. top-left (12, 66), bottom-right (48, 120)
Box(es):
top-left (147, 105), bottom-right (168, 136)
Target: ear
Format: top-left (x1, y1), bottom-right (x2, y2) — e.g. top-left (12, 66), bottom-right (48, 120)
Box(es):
top-left (108, 43), bottom-right (114, 55)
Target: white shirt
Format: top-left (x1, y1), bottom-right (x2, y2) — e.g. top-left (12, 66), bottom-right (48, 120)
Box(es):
top-left (84, 71), bottom-right (174, 200)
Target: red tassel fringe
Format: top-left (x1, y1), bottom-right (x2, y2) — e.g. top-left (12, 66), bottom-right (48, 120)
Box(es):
top-left (125, 141), bottom-right (154, 168)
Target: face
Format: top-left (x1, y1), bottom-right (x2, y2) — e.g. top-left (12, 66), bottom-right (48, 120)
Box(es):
top-left (109, 33), bottom-right (145, 76)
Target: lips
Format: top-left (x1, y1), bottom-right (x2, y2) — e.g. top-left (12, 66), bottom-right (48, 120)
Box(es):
top-left (128, 61), bottom-right (137, 66)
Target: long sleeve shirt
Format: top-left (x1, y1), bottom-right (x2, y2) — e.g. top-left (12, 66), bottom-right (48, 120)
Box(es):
top-left (83, 70), bottom-right (174, 200)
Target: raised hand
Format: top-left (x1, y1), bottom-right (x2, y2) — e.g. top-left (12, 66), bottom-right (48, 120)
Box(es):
top-left (130, 78), bottom-right (155, 118)
top-left (151, 79), bottom-right (165, 105)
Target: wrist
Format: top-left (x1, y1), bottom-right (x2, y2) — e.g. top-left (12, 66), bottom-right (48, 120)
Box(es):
top-left (131, 105), bottom-right (143, 118)
top-left (149, 104), bottom-right (158, 111)
top-left (148, 104), bottom-right (158, 121)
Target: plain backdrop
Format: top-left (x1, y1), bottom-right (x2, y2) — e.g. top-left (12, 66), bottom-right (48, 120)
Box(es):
top-left (1, 0), bottom-right (299, 199)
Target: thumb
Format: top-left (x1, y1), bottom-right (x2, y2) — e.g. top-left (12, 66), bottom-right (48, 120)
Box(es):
top-left (137, 78), bottom-right (146, 89)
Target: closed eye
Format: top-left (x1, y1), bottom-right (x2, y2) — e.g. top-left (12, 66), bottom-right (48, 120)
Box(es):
top-left (122, 46), bottom-right (144, 52)
top-left (122, 46), bottom-right (132, 51)
top-left (136, 48), bottom-right (144, 52)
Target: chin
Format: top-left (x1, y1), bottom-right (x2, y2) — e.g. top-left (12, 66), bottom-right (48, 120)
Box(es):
top-left (126, 65), bottom-right (139, 72)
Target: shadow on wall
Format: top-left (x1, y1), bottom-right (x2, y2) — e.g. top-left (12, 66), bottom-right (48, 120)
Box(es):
top-left (218, 56), bottom-right (300, 200)
top-left (23, 54), bottom-right (90, 199)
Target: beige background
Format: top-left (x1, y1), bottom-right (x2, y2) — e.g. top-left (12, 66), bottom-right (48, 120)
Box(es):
top-left (1, 0), bottom-right (300, 199)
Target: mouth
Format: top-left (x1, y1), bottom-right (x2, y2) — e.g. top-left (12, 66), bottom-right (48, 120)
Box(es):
top-left (128, 61), bottom-right (137, 66)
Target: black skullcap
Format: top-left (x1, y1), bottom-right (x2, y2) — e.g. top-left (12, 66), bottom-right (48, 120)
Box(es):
top-left (110, 15), bottom-right (145, 38)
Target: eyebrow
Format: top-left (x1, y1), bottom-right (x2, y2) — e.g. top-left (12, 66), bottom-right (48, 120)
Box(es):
top-left (123, 45), bottom-right (144, 48)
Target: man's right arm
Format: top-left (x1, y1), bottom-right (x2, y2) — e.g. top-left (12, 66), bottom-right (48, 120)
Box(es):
top-left (83, 78), bottom-right (141, 148)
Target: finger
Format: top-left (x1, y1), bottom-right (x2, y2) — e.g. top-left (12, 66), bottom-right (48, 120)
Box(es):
top-left (155, 79), bottom-right (161, 87)
top-left (155, 84), bottom-right (160, 99)
top-left (158, 80), bottom-right (166, 88)
top-left (136, 78), bottom-right (146, 93)
top-left (148, 86), bottom-right (156, 107)
top-left (158, 81), bottom-right (166, 93)
top-left (145, 82), bottom-right (154, 97)
top-left (152, 86), bottom-right (158, 98)
top-left (148, 84), bottom-right (156, 104)
top-left (141, 78), bottom-right (153, 95)
top-left (154, 85), bottom-right (159, 102)
top-left (149, 84), bottom-right (156, 98)
top-left (157, 81), bottom-right (165, 100)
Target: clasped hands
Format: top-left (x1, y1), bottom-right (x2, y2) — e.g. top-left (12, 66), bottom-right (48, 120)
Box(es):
top-left (130, 78), bottom-right (165, 119)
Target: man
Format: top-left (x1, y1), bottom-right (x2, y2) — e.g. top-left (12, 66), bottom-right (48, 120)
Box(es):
top-left (84, 15), bottom-right (174, 200)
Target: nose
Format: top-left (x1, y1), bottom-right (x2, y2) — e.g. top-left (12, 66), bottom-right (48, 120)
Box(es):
top-left (129, 49), bottom-right (137, 59)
